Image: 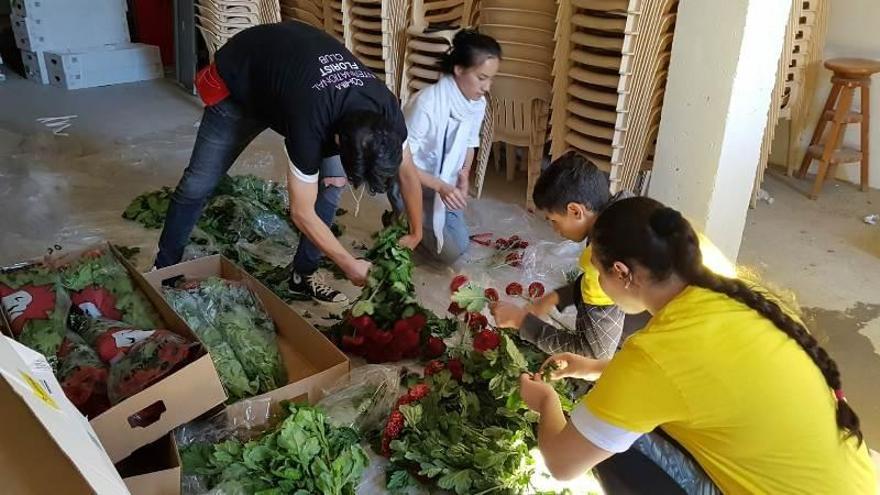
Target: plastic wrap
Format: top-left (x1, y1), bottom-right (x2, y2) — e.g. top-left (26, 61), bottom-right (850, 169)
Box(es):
top-left (68, 312), bottom-right (156, 363)
top-left (163, 277), bottom-right (286, 402)
top-left (56, 331), bottom-right (111, 418)
top-left (0, 263), bottom-right (71, 361)
top-left (316, 364), bottom-right (402, 434)
top-left (107, 329), bottom-right (197, 404)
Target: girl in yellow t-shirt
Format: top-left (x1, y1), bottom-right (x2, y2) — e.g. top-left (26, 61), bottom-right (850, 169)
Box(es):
top-left (519, 197), bottom-right (876, 494)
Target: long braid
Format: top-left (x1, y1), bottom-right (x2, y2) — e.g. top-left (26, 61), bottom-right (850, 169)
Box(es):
top-left (593, 197), bottom-right (863, 445)
top-left (664, 212), bottom-right (864, 445)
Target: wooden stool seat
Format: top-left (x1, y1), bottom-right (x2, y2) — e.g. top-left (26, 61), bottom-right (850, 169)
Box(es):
top-left (798, 56), bottom-right (877, 199)
top-left (806, 144), bottom-right (862, 164)
top-left (824, 58), bottom-right (880, 78)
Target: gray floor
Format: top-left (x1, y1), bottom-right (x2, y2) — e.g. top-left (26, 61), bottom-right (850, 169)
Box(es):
top-left (1, 74), bottom-right (878, 468)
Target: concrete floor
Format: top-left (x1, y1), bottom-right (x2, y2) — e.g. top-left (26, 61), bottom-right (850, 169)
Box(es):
top-left (1, 74), bottom-right (878, 471)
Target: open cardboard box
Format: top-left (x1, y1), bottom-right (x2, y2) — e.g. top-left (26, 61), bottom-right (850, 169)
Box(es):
top-left (0, 335), bottom-right (132, 494)
top-left (0, 243), bottom-right (227, 462)
top-left (143, 255), bottom-right (350, 417)
top-left (118, 434), bottom-right (181, 495)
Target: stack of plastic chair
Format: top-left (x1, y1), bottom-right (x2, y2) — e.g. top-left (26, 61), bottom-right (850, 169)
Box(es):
top-left (549, 0), bottom-right (677, 194)
top-left (195, 0), bottom-right (281, 58)
top-left (280, 0), bottom-right (324, 29)
top-left (477, 0), bottom-right (556, 209)
top-left (399, 28), bottom-right (455, 105)
top-left (751, 0), bottom-right (828, 205)
top-left (345, 0), bottom-right (409, 95)
top-left (324, 0), bottom-right (349, 44)
top-left (410, 0), bottom-right (476, 31)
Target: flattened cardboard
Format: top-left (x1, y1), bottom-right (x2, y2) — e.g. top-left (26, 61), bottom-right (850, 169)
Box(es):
top-left (0, 336), bottom-right (131, 494)
top-left (118, 434), bottom-right (181, 495)
top-left (0, 243), bottom-right (227, 462)
top-left (143, 255), bottom-right (350, 416)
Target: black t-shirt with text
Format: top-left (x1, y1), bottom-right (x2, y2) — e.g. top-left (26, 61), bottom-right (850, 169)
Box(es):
top-left (215, 22), bottom-right (407, 178)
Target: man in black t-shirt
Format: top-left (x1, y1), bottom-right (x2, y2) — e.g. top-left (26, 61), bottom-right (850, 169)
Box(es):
top-left (155, 22), bottom-right (424, 303)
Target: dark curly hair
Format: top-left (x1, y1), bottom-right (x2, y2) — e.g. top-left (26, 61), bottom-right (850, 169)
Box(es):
top-left (337, 110), bottom-right (403, 194)
top-left (592, 196), bottom-right (863, 445)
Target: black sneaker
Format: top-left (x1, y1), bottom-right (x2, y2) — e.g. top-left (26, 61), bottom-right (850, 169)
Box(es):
top-left (290, 271), bottom-right (348, 304)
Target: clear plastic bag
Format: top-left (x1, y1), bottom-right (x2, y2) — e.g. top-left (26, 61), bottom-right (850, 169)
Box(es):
top-left (632, 432), bottom-right (721, 495)
top-left (162, 277), bottom-right (286, 403)
top-left (317, 365), bottom-right (402, 435)
top-left (107, 329), bottom-right (197, 404)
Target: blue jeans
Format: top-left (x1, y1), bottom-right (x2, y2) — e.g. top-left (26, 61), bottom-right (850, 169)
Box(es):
top-left (387, 182), bottom-right (469, 264)
top-left (155, 98), bottom-right (344, 275)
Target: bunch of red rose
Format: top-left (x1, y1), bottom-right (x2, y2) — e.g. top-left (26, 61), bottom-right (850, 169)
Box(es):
top-left (381, 383), bottom-right (432, 456)
top-left (470, 233), bottom-right (530, 269)
top-left (340, 313), bottom-right (446, 363)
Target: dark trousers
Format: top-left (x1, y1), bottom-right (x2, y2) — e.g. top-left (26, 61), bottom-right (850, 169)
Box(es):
top-left (155, 98), bottom-right (344, 274)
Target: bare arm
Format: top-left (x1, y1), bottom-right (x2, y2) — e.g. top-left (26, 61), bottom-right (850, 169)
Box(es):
top-left (287, 169), bottom-right (369, 284)
top-left (520, 374), bottom-right (614, 480)
top-left (397, 147), bottom-right (424, 248)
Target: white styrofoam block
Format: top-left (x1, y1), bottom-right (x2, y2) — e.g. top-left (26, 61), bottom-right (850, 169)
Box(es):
top-left (21, 49), bottom-right (49, 84)
top-left (12, 0), bottom-right (127, 20)
top-left (10, 9), bottom-right (129, 52)
top-left (45, 44), bottom-right (163, 90)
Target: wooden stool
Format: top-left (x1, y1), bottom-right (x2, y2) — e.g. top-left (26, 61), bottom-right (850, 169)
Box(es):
top-left (798, 57), bottom-right (880, 199)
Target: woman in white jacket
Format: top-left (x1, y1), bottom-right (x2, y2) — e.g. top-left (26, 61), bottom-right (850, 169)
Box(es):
top-left (388, 29), bottom-right (501, 263)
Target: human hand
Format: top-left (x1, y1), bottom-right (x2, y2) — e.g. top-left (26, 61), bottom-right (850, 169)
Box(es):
top-left (541, 353), bottom-right (606, 381)
top-left (519, 373), bottom-right (556, 412)
top-left (440, 183), bottom-right (468, 211)
top-left (398, 233), bottom-right (421, 250)
top-left (490, 301), bottom-right (528, 330)
top-left (344, 258), bottom-right (372, 286)
top-left (527, 291), bottom-right (559, 318)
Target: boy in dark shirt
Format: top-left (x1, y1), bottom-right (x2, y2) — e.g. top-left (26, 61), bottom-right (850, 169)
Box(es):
top-left (155, 22), bottom-right (424, 303)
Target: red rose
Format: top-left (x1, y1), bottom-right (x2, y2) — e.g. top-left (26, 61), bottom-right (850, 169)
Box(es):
top-left (350, 315), bottom-right (376, 332)
top-left (408, 383), bottom-right (430, 401)
top-left (528, 282), bottom-right (546, 298)
top-left (447, 302), bottom-right (464, 316)
top-left (424, 359), bottom-right (445, 376)
top-left (391, 322), bottom-right (420, 353)
top-left (467, 313), bottom-right (488, 331)
top-left (406, 313), bottom-right (428, 331)
top-left (450, 275), bottom-right (469, 293)
top-left (484, 288), bottom-right (499, 302)
top-left (447, 358), bottom-right (464, 380)
top-left (505, 282), bottom-right (523, 296)
top-left (341, 334), bottom-right (365, 351)
top-left (473, 330), bottom-right (501, 352)
top-left (423, 336), bottom-right (446, 359)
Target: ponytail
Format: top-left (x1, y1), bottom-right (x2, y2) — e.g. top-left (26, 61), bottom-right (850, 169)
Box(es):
top-left (595, 198), bottom-right (863, 445)
top-left (438, 28), bottom-right (502, 74)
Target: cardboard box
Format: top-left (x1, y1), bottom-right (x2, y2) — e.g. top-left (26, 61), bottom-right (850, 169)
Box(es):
top-left (0, 335), bottom-right (132, 494)
top-left (143, 255), bottom-right (351, 416)
top-left (118, 434), bottom-right (181, 495)
top-left (45, 43), bottom-right (163, 90)
top-left (0, 244), bottom-right (227, 462)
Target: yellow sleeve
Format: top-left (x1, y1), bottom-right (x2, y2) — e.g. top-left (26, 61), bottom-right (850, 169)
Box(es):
top-left (584, 345), bottom-right (688, 433)
top-left (579, 246), bottom-right (614, 306)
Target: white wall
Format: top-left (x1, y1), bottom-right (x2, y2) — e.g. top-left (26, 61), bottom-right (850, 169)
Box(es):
top-left (798, 0), bottom-right (880, 188)
top-left (650, 0), bottom-right (792, 261)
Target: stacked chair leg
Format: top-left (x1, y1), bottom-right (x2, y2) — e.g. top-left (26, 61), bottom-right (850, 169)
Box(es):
top-left (345, 0), bottom-right (409, 95)
top-left (195, 0), bottom-right (281, 58)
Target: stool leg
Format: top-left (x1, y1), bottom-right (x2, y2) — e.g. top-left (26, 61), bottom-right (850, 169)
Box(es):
top-left (860, 83), bottom-right (870, 192)
top-left (491, 142), bottom-right (501, 172)
top-left (810, 86), bottom-right (855, 199)
top-left (799, 83), bottom-right (842, 178)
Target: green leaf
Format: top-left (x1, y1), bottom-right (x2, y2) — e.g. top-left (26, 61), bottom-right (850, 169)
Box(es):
top-left (351, 300), bottom-right (374, 317)
top-left (437, 469), bottom-right (474, 494)
top-left (451, 283), bottom-right (487, 313)
top-left (502, 334), bottom-right (529, 371)
top-left (399, 403), bottom-right (423, 429)
top-left (387, 469), bottom-right (418, 493)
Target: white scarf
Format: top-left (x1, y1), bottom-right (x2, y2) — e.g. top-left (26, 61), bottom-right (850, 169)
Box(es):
top-left (406, 75), bottom-right (486, 253)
